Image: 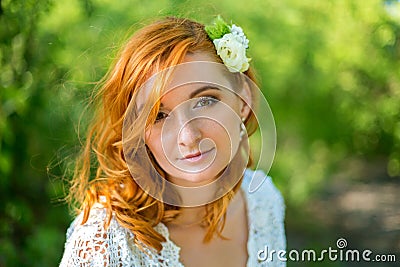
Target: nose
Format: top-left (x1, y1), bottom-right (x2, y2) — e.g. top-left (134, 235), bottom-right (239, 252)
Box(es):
top-left (178, 120), bottom-right (202, 148)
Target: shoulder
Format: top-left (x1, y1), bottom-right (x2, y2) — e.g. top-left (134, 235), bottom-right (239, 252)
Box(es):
top-left (242, 169), bottom-right (285, 227)
top-left (60, 204), bottom-right (184, 267)
top-left (242, 169), bottom-right (285, 210)
top-left (242, 169), bottom-right (286, 266)
top-left (66, 204), bottom-right (132, 241)
top-left (60, 204), bottom-right (134, 266)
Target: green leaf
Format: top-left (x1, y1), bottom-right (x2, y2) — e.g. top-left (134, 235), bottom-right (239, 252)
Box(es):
top-left (204, 15), bottom-right (230, 40)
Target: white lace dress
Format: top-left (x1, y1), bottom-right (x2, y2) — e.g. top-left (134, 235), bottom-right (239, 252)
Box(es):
top-left (59, 169), bottom-right (286, 266)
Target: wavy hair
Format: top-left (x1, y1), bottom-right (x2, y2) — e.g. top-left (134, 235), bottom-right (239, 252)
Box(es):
top-left (67, 17), bottom-right (259, 252)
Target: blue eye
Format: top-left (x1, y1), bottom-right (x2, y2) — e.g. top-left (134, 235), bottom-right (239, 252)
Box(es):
top-left (193, 96), bottom-right (219, 109)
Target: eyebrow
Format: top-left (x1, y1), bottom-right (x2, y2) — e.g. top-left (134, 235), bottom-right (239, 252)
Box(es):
top-left (158, 86), bottom-right (221, 109)
top-left (189, 85), bottom-right (221, 98)
top-left (138, 86), bottom-right (222, 112)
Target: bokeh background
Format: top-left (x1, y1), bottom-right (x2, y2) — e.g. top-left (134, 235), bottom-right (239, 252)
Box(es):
top-left (1, 0), bottom-right (399, 266)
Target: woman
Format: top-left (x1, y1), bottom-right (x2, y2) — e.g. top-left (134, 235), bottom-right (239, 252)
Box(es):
top-left (60, 16), bottom-right (286, 266)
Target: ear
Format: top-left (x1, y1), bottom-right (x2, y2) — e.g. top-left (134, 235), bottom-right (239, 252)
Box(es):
top-left (238, 79), bottom-right (252, 121)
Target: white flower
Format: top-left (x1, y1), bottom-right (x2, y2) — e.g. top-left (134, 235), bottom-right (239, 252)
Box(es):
top-left (213, 32), bottom-right (250, 73)
top-left (230, 24), bottom-right (249, 48)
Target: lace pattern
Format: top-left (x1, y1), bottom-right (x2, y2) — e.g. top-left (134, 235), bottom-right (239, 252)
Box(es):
top-left (59, 169), bottom-right (286, 267)
top-left (243, 170), bottom-right (286, 266)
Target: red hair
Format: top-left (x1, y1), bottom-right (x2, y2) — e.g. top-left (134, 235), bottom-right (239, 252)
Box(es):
top-left (67, 17), bottom-right (258, 251)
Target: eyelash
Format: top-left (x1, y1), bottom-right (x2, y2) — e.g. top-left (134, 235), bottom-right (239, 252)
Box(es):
top-left (193, 96), bottom-right (219, 109)
top-left (154, 96), bottom-right (220, 123)
top-left (155, 111), bottom-right (168, 123)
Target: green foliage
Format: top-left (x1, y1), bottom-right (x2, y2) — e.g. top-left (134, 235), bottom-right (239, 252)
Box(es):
top-left (204, 15), bottom-right (231, 40)
top-left (1, 0), bottom-right (399, 266)
top-left (0, 0), bottom-right (73, 266)
top-left (248, 0), bottom-right (400, 203)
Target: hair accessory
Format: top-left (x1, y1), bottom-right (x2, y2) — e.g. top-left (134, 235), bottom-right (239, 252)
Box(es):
top-left (205, 16), bottom-right (251, 73)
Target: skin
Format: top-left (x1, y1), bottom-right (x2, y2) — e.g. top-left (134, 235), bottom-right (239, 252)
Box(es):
top-left (166, 190), bottom-right (249, 267)
top-left (144, 52), bottom-right (250, 187)
top-left (139, 52), bottom-right (251, 266)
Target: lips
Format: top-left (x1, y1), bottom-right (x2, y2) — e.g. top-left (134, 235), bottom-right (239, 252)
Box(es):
top-left (185, 151), bottom-right (202, 159)
top-left (180, 148), bottom-right (215, 162)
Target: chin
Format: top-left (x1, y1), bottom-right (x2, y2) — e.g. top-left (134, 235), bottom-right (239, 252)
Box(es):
top-left (168, 167), bottom-right (223, 187)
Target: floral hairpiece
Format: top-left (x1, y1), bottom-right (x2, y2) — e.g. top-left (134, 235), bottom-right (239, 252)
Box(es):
top-left (205, 16), bottom-right (250, 73)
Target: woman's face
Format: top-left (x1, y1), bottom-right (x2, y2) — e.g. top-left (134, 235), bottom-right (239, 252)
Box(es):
top-left (143, 53), bottom-right (250, 187)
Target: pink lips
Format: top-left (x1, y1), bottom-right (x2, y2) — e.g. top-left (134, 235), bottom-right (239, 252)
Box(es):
top-left (181, 148), bottom-right (214, 163)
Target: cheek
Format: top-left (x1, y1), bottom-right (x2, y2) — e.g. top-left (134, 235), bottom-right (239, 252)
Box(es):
top-left (202, 110), bottom-right (241, 161)
top-left (146, 127), bottom-right (176, 165)
top-left (201, 118), bottom-right (237, 148)
top-left (145, 129), bottom-right (164, 160)
top-left (206, 109), bottom-right (240, 137)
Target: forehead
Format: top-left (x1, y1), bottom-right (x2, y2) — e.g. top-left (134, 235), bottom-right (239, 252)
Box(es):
top-left (169, 52), bottom-right (232, 90)
top-left (135, 53), bottom-right (235, 109)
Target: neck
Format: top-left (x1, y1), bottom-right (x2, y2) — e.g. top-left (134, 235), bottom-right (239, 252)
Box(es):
top-left (175, 182), bottom-right (218, 206)
top-left (167, 187), bottom-right (243, 229)
top-left (165, 180), bottom-right (218, 227)
top-left (170, 205), bottom-right (207, 227)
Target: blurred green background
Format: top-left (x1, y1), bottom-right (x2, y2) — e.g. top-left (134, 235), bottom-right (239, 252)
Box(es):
top-left (1, 0), bottom-right (399, 266)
